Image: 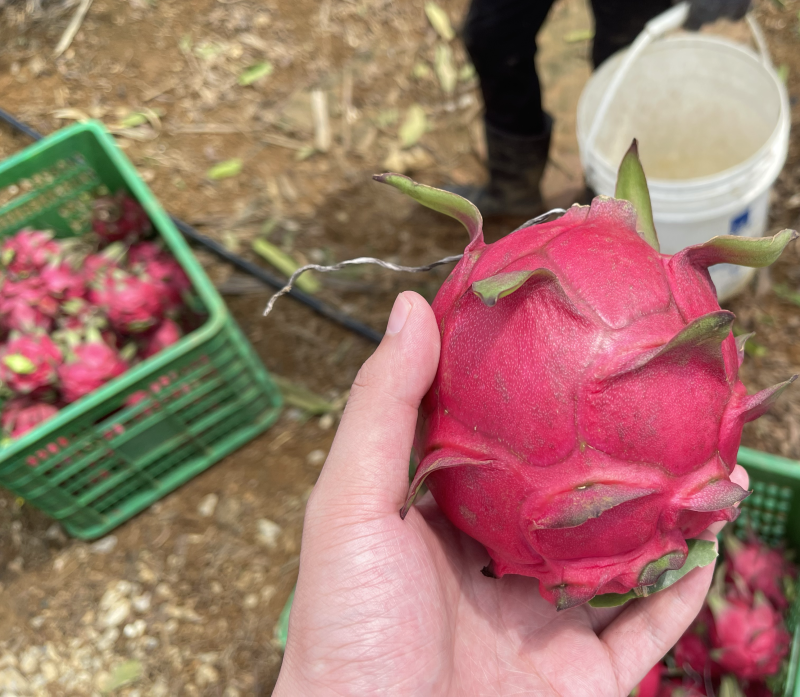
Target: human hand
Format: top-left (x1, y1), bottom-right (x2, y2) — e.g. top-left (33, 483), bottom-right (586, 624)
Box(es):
top-left (685, 0), bottom-right (751, 31)
top-left (272, 291), bottom-right (749, 697)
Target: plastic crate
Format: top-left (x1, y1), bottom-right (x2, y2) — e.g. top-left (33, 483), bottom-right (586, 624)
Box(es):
top-left (0, 121), bottom-right (282, 539)
top-left (736, 447), bottom-right (800, 697)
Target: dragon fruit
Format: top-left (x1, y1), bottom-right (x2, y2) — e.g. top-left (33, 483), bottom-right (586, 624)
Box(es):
top-left (724, 534), bottom-right (794, 610)
top-left (2, 397), bottom-right (58, 438)
top-left (673, 605), bottom-right (715, 676)
top-left (632, 664), bottom-right (664, 697)
top-left (708, 592), bottom-right (790, 680)
top-left (0, 333), bottom-right (62, 394)
top-left (40, 260), bottom-right (86, 301)
top-left (657, 682), bottom-right (706, 697)
top-left (82, 243), bottom-right (127, 282)
top-left (58, 329), bottom-right (129, 404)
top-left (674, 632), bottom-right (714, 677)
top-left (92, 192), bottom-right (152, 244)
top-left (89, 268), bottom-right (163, 334)
top-left (128, 242), bottom-right (191, 313)
top-left (140, 319), bottom-right (182, 359)
top-left (379, 142), bottom-right (798, 609)
top-left (0, 276), bottom-right (60, 332)
top-left (127, 241), bottom-right (162, 265)
top-left (0, 229), bottom-right (59, 277)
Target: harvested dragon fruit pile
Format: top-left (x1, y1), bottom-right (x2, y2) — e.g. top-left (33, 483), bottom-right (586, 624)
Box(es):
top-left (374, 142), bottom-right (798, 617)
top-left (0, 191), bottom-right (199, 442)
top-left (633, 533), bottom-right (796, 697)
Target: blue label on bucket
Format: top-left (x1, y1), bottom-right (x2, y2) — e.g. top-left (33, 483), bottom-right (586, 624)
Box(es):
top-left (730, 209), bottom-right (750, 234)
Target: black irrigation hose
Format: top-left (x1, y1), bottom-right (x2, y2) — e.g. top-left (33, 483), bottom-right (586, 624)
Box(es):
top-left (172, 218), bottom-right (383, 343)
top-left (0, 107), bottom-right (382, 345)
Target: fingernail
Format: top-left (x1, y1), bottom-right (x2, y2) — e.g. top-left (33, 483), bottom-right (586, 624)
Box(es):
top-left (386, 293), bottom-right (412, 336)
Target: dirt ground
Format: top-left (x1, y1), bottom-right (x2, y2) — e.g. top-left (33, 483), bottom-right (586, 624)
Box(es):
top-left (0, 0), bottom-right (799, 694)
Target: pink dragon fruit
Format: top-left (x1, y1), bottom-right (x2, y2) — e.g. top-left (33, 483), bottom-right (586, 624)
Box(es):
top-left (632, 664), bottom-right (664, 697)
top-left (127, 241), bottom-right (162, 265)
top-left (657, 682), bottom-right (706, 697)
top-left (0, 229), bottom-right (59, 277)
top-left (673, 606), bottom-right (715, 676)
top-left (140, 319), bottom-right (182, 359)
top-left (40, 260), bottom-right (86, 301)
top-left (92, 192), bottom-right (152, 244)
top-left (2, 397), bottom-right (58, 438)
top-left (0, 276), bottom-right (60, 332)
top-left (89, 268), bottom-right (163, 334)
top-left (128, 242), bottom-right (191, 313)
top-left (708, 592), bottom-right (790, 680)
top-left (83, 244), bottom-right (125, 280)
top-left (724, 534), bottom-right (795, 610)
top-left (0, 333), bottom-right (62, 395)
top-left (674, 633), bottom-right (714, 677)
top-left (379, 143), bottom-right (798, 609)
top-left (58, 329), bottom-right (129, 404)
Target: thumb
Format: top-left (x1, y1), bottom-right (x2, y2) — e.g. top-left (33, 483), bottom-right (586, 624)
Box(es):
top-left (310, 291), bottom-right (441, 518)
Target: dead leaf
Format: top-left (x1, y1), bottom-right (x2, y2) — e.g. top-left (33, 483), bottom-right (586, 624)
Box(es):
top-left (239, 61), bottom-right (274, 86)
top-left (424, 2), bottom-right (454, 41)
top-left (412, 62), bottom-right (433, 80)
top-left (206, 159), bottom-right (243, 180)
top-left (108, 125), bottom-right (160, 141)
top-left (252, 239), bottom-right (320, 294)
top-left (311, 89), bottom-right (331, 152)
top-left (398, 104), bottom-right (427, 149)
top-left (563, 28), bottom-right (594, 43)
top-left (375, 108), bottom-right (400, 129)
top-left (458, 63), bottom-right (476, 82)
top-left (100, 660), bottom-right (142, 693)
top-left (434, 44), bottom-right (457, 95)
top-left (51, 108), bottom-right (91, 122)
top-left (383, 145), bottom-right (435, 173)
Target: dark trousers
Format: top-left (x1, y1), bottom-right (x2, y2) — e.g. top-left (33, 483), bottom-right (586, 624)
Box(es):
top-left (463, 0), bottom-right (672, 136)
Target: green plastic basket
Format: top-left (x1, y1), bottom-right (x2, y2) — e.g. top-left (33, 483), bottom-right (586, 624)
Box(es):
top-left (0, 121), bottom-right (282, 539)
top-left (736, 447), bottom-right (800, 697)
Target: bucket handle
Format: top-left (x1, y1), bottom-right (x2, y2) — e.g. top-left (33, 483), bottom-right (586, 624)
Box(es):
top-left (585, 2), bottom-right (773, 159)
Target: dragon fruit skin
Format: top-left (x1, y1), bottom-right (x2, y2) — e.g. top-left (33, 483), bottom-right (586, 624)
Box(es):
top-left (140, 319), bottom-right (182, 359)
top-left (128, 243), bottom-right (191, 313)
top-left (656, 682), bottom-right (706, 697)
top-left (709, 593), bottom-right (790, 680)
top-left (89, 269), bottom-right (163, 334)
top-left (127, 241), bottom-right (162, 265)
top-left (41, 261), bottom-right (86, 301)
top-left (0, 334), bottom-right (62, 395)
top-left (632, 663), bottom-right (664, 697)
top-left (380, 145), bottom-right (798, 610)
top-left (0, 229), bottom-right (59, 277)
top-left (673, 606), bottom-right (716, 676)
top-left (58, 337), bottom-right (129, 404)
top-left (2, 397), bottom-right (58, 438)
top-left (0, 277), bottom-right (60, 333)
top-left (725, 534), bottom-right (794, 610)
top-left (92, 192), bottom-right (152, 244)
top-left (673, 633), bottom-right (715, 677)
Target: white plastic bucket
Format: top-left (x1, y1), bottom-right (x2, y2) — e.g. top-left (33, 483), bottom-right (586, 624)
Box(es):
top-left (577, 12), bottom-right (790, 301)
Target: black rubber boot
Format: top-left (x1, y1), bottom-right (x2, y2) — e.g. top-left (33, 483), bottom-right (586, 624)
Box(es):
top-left (448, 114), bottom-right (552, 218)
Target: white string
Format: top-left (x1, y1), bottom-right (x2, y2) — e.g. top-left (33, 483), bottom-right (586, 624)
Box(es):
top-left (262, 255), bottom-right (463, 316)
top-left (262, 207), bottom-right (569, 317)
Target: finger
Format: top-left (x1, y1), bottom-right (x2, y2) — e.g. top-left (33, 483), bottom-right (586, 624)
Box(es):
top-left (707, 464), bottom-right (749, 536)
top-left (310, 291), bottom-right (440, 518)
top-left (601, 530), bottom-right (717, 693)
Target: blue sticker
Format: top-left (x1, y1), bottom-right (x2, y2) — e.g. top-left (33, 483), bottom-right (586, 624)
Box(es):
top-left (730, 209), bottom-right (750, 234)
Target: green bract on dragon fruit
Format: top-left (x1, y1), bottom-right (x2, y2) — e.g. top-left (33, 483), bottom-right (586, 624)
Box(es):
top-left (376, 141), bottom-right (798, 610)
